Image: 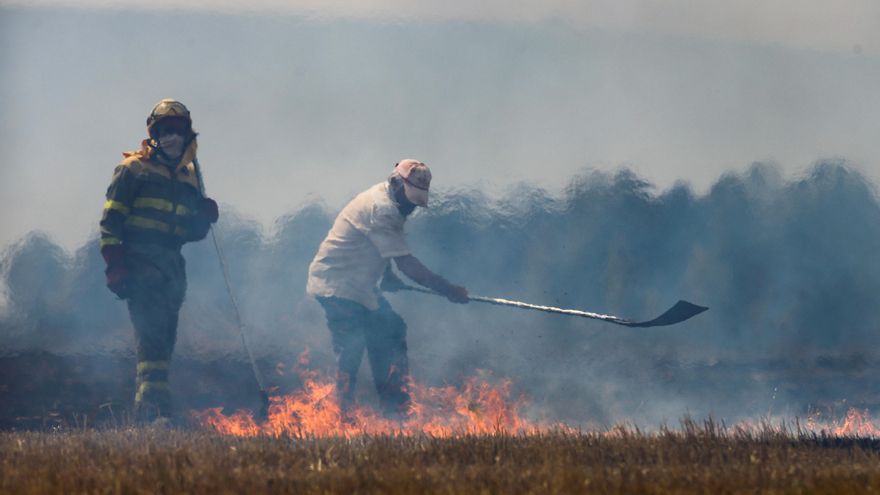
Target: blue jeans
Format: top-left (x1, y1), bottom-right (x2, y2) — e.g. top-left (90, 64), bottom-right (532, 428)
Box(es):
top-left (316, 296), bottom-right (411, 418)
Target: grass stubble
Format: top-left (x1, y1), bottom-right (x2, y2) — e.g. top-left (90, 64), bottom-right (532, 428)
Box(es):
top-left (2, 420), bottom-right (880, 494)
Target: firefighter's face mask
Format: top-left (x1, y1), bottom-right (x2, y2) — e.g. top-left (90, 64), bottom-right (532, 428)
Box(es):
top-left (153, 117), bottom-right (191, 159)
top-left (157, 133), bottom-right (186, 159)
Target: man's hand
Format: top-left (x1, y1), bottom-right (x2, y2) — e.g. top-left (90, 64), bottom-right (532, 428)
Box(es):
top-left (394, 254), bottom-right (469, 304)
top-left (379, 265), bottom-right (407, 293)
top-left (101, 244), bottom-right (129, 299)
top-left (442, 284), bottom-right (469, 304)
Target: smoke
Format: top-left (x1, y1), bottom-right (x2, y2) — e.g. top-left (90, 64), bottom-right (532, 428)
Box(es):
top-left (2, 160), bottom-right (879, 425)
top-left (9, 0), bottom-right (880, 54)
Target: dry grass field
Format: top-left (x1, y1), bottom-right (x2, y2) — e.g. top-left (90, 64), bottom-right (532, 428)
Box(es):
top-left (3, 422), bottom-right (880, 494)
top-left (4, 352), bottom-right (880, 493)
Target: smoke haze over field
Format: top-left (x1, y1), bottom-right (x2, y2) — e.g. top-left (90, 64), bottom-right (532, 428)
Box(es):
top-left (2, 162), bottom-right (879, 425)
top-left (10, 0), bottom-right (880, 54)
top-left (2, 2), bottom-right (880, 426)
top-left (2, 5), bottom-right (880, 250)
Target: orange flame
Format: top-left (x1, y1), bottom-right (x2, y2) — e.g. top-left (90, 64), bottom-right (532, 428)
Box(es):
top-left (194, 352), bottom-right (880, 438)
top-left (805, 407), bottom-right (880, 437)
top-left (193, 352), bottom-right (546, 437)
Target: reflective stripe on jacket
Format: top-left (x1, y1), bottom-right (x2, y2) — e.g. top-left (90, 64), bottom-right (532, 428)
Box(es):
top-left (100, 139), bottom-right (210, 249)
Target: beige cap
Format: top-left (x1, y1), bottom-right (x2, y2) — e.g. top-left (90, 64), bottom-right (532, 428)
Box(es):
top-left (394, 159), bottom-right (432, 206)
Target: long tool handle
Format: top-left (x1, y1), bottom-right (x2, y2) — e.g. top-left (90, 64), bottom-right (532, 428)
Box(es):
top-left (400, 285), bottom-right (624, 322)
top-left (209, 228), bottom-right (266, 392)
top-left (395, 284), bottom-right (708, 328)
top-left (193, 158), bottom-right (270, 419)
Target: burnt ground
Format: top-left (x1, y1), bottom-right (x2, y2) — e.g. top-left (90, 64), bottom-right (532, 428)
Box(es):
top-left (0, 352), bottom-right (289, 430)
top-left (2, 351), bottom-right (879, 430)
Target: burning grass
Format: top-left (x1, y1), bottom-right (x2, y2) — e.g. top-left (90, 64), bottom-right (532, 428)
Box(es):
top-left (193, 350), bottom-right (880, 439)
top-left (5, 352), bottom-right (880, 492)
top-left (3, 422), bottom-right (880, 494)
top-left (194, 369), bottom-right (538, 437)
top-left (194, 349), bottom-right (544, 437)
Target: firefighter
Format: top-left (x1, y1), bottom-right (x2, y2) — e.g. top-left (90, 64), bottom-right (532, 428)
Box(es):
top-left (99, 99), bottom-right (219, 423)
top-left (306, 160), bottom-right (469, 420)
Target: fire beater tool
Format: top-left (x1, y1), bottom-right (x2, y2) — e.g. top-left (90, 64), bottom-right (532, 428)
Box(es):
top-left (193, 158), bottom-right (270, 421)
top-left (394, 284), bottom-right (708, 327)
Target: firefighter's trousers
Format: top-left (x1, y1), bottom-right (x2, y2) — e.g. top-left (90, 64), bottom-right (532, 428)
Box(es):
top-left (125, 243), bottom-right (187, 420)
top-left (316, 296), bottom-right (411, 418)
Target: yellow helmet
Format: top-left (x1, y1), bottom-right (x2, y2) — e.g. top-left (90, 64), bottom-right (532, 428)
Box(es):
top-left (146, 99), bottom-right (192, 137)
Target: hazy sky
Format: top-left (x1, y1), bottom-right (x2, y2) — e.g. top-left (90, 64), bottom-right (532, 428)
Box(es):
top-left (2, 1), bottom-right (879, 250)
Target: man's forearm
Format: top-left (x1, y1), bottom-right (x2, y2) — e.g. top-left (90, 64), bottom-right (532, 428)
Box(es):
top-left (393, 255), bottom-right (453, 293)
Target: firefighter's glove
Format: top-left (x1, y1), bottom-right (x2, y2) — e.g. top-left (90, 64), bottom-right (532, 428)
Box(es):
top-left (443, 284), bottom-right (470, 304)
top-left (198, 197), bottom-right (219, 224)
top-left (101, 244), bottom-right (129, 299)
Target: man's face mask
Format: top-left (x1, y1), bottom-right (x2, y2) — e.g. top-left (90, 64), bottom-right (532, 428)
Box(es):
top-left (157, 133), bottom-right (186, 159)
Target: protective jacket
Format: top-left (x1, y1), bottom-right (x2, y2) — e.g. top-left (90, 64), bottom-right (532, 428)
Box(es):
top-left (99, 137), bottom-right (212, 420)
top-left (100, 139), bottom-right (211, 250)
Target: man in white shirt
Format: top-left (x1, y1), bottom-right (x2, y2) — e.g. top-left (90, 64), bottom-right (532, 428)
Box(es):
top-left (306, 159), bottom-right (469, 419)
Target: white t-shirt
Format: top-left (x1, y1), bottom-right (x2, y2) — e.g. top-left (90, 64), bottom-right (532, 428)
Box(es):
top-left (306, 182), bottom-right (411, 310)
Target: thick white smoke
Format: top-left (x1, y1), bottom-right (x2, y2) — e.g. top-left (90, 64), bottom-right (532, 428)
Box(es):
top-left (2, 161), bottom-right (879, 425)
